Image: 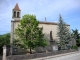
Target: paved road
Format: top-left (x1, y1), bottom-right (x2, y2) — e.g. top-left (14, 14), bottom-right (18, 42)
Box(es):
top-left (45, 52), bottom-right (80, 60)
top-left (29, 51), bottom-right (80, 60)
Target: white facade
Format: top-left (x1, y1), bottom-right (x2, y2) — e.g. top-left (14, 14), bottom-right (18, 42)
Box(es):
top-left (39, 23), bottom-right (59, 41)
top-left (11, 20), bottom-right (69, 42)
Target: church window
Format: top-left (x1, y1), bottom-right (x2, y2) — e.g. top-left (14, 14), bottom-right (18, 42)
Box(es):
top-left (50, 31), bottom-right (53, 40)
top-left (17, 12), bottom-right (19, 17)
top-left (13, 11), bottom-right (16, 17)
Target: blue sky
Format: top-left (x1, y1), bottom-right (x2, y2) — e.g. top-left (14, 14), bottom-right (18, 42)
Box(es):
top-left (0, 0), bottom-right (80, 34)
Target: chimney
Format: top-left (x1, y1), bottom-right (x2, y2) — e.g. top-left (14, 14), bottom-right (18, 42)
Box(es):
top-left (45, 17), bottom-right (46, 22)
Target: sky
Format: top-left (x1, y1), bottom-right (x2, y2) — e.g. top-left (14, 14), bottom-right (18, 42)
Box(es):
top-left (0, 0), bottom-right (80, 35)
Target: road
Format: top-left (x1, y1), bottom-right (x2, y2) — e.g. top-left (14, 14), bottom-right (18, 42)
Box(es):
top-left (29, 51), bottom-right (80, 60)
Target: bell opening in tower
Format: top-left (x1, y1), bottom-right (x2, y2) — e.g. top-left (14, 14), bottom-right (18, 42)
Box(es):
top-left (13, 11), bottom-right (16, 17)
top-left (17, 12), bottom-right (20, 18)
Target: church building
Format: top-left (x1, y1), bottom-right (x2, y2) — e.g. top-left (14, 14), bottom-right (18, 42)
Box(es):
top-left (10, 3), bottom-right (71, 54)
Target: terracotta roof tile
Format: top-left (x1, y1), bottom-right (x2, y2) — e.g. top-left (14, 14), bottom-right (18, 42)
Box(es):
top-left (13, 3), bottom-right (21, 11)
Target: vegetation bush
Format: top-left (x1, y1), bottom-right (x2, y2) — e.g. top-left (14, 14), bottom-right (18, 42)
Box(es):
top-left (0, 33), bottom-right (10, 55)
top-left (72, 45), bottom-right (78, 50)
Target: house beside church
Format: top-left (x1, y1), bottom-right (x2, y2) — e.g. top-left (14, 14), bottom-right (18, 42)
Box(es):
top-left (10, 3), bottom-right (73, 54)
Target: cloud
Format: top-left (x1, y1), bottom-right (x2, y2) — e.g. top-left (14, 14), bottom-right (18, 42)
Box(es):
top-left (0, 0), bottom-right (80, 34)
top-left (1, 0), bottom-right (79, 19)
top-left (18, 0), bottom-right (80, 20)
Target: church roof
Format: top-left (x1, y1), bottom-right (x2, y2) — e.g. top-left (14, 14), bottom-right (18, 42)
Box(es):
top-left (13, 3), bottom-right (21, 11)
top-left (39, 21), bottom-right (58, 25)
top-left (11, 20), bottom-right (70, 26)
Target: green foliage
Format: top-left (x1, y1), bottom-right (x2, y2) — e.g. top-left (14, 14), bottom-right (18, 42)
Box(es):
top-left (72, 45), bottom-right (78, 50)
top-left (71, 29), bottom-right (80, 46)
top-left (14, 14), bottom-right (48, 53)
top-left (0, 33), bottom-right (10, 55)
top-left (57, 15), bottom-right (71, 50)
top-left (0, 33), bottom-right (10, 47)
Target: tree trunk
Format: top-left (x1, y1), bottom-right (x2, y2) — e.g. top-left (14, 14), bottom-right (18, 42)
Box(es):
top-left (30, 47), bottom-right (32, 54)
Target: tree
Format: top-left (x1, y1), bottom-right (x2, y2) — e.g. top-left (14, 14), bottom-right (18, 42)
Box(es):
top-left (0, 33), bottom-right (10, 47)
top-left (57, 15), bottom-right (71, 50)
top-left (0, 33), bottom-right (10, 55)
top-left (71, 29), bottom-right (80, 46)
top-left (14, 14), bottom-right (48, 54)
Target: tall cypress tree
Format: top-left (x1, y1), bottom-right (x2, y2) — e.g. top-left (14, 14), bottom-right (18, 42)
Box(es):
top-left (57, 15), bottom-right (71, 50)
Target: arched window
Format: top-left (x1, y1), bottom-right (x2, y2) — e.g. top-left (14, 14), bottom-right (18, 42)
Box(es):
top-left (13, 11), bottom-right (16, 17)
top-left (17, 12), bottom-right (19, 17)
top-left (50, 31), bottom-right (53, 40)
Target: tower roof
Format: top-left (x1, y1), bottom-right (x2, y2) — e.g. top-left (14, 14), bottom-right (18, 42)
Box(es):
top-left (13, 3), bottom-right (21, 11)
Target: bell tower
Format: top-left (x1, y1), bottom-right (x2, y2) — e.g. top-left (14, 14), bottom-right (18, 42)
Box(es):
top-left (10, 3), bottom-right (21, 55)
top-left (12, 3), bottom-right (21, 20)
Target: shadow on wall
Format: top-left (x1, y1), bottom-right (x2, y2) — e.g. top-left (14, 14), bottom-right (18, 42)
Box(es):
top-left (44, 33), bottom-right (50, 41)
top-left (35, 33), bottom-right (58, 53)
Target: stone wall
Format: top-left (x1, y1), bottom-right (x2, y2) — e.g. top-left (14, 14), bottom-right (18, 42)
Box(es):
top-left (7, 49), bottom-right (76, 60)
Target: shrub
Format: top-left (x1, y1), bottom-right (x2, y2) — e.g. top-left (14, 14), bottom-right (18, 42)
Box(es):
top-left (72, 45), bottom-right (78, 50)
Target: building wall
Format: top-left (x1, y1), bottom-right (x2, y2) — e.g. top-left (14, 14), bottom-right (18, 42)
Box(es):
top-left (11, 21), bottom-right (70, 53)
top-left (39, 23), bottom-right (59, 41)
top-left (12, 21), bottom-right (61, 42)
top-left (12, 21), bottom-right (70, 42)
top-left (13, 21), bottom-right (20, 31)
